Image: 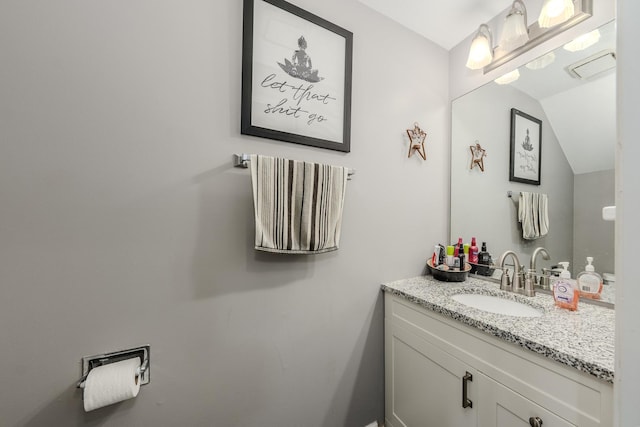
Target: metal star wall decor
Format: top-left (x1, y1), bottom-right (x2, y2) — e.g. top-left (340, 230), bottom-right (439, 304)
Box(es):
top-left (406, 122), bottom-right (427, 160)
top-left (470, 141), bottom-right (487, 172)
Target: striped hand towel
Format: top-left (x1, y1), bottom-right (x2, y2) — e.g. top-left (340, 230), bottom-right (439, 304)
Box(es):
top-left (518, 191), bottom-right (549, 240)
top-left (250, 155), bottom-right (348, 254)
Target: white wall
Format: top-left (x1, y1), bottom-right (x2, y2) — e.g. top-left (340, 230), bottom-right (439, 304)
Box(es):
top-left (0, 0), bottom-right (449, 425)
top-left (615, 0), bottom-right (640, 425)
top-left (451, 83), bottom-right (574, 267)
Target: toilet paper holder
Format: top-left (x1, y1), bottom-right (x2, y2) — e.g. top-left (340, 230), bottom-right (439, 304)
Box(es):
top-left (77, 345), bottom-right (150, 389)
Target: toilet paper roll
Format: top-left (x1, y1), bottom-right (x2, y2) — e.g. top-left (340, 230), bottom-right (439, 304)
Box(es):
top-left (83, 357), bottom-right (141, 412)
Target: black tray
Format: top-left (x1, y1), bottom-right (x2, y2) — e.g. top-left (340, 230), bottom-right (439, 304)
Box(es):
top-left (470, 262), bottom-right (496, 277)
top-left (426, 259), bottom-right (470, 282)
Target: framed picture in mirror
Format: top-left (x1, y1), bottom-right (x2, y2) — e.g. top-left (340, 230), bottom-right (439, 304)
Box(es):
top-left (509, 108), bottom-right (542, 185)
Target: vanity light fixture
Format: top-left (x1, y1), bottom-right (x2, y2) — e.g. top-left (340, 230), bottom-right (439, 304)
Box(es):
top-left (538, 0), bottom-right (575, 28)
top-left (525, 51), bottom-right (556, 70)
top-left (466, 24), bottom-right (493, 70)
top-left (466, 0), bottom-right (591, 73)
top-left (563, 29), bottom-right (601, 52)
top-left (494, 69), bottom-right (520, 84)
top-left (499, 0), bottom-right (529, 52)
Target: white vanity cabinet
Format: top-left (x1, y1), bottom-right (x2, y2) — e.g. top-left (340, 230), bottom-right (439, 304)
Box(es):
top-left (384, 293), bottom-right (613, 427)
top-left (387, 322), bottom-right (477, 426)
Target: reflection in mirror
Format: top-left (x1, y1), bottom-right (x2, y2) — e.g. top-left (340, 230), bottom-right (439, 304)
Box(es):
top-left (451, 20), bottom-right (616, 306)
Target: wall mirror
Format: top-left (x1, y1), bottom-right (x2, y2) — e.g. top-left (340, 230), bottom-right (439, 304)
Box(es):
top-left (451, 20), bottom-right (616, 306)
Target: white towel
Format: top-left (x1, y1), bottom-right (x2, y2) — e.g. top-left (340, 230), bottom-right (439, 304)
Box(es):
top-left (250, 154), bottom-right (348, 254)
top-left (518, 191), bottom-right (549, 240)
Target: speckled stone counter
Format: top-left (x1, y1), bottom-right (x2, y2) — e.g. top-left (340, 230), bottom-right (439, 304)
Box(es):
top-left (382, 275), bottom-right (615, 383)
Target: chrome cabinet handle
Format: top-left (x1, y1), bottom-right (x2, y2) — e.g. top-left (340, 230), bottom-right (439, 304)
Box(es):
top-left (462, 372), bottom-right (473, 408)
top-left (529, 416), bottom-right (543, 427)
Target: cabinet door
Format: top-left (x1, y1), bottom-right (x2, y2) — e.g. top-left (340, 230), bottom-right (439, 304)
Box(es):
top-left (386, 323), bottom-right (477, 427)
top-left (476, 373), bottom-right (576, 427)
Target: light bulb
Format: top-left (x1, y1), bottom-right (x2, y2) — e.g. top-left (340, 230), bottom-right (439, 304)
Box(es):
top-left (499, 0), bottom-right (529, 52)
top-left (525, 52), bottom-right (556, 70)
top-left (563, 29), bottom-right (601, 52)
top-left (494, 69), bottom-right (520, 85)
top-left (466, 24), bottom-right (493, 70)
top-left (538, 0), bottom-right (575, 28)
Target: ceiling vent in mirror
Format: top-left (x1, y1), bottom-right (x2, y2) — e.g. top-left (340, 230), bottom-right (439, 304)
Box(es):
top-left (566, 50), bottom-right (616, 80)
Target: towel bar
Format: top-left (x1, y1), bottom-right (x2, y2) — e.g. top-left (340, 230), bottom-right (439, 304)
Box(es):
top-left (233, 154), bottom-right (355, 178)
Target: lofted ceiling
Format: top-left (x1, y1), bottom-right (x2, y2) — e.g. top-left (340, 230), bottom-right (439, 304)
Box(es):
top-left (358, 0), bottom-right (509, 50)
top-left (511, 20), bottom-right (616, 174)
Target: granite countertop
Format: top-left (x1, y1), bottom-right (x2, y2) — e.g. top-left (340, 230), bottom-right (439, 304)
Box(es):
top-left (382, 275), bottom-right (615, 383)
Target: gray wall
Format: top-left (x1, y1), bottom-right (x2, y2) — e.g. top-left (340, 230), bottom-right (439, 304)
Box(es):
top-left (0, 1), bottom-right (449, 426)
top-left (573, 170), bottom-right (615, 275)
top-left (451, 83), bottom-right (574, 269)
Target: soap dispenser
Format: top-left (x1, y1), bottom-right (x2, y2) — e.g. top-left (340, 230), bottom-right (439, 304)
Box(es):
top-left (558, 262), bottom-right (571, 278)
top-left (577, 257), bottom-right (603, 300)
top-left (553, 262), bottom-right (579, 311)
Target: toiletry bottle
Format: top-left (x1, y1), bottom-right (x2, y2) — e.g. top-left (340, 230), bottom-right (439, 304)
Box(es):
top-left (446, 245), bottom-right (455, 267)
top-left (559, 262), bottom-right (571, 279)
top-left (469, 237), bottom-right (479, 265)
top-left (577, 257), bottom-right (603, 300)
top-left (478, 242), bottom-right (489, 264)
top-left (453, 237), bottom-right (463, 257)
top-left (477, 242), bottom-right (491, 275)
top-left (552, 262), bottom-right (579, 311)
top-left (431, 245), bottom-right (440, 267)
top-left (438, 244), bottom-right (446, 266)
top-left (458, 244), bottom-right (466, 271)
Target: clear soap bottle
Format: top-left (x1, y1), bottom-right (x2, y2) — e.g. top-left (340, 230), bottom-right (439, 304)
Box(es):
top-left (577, 257), bottom-right (603, 300)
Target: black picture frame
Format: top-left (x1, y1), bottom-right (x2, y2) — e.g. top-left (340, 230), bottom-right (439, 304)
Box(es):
top-left (241, 0), bottom-right (353, 152)
top-left (509, 108), bottom-right (542, 185)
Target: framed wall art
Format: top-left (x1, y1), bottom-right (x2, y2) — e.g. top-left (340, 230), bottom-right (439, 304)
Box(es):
top-left (509, 108), bottom-right (542, 185)
top-left (241, 0), bottom-right (353, 152)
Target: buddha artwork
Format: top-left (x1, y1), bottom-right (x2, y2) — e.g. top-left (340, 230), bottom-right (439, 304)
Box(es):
top-left (522, 128), bottom-right (534, 151)
top-left (278, 36), bottom-right (324, 83)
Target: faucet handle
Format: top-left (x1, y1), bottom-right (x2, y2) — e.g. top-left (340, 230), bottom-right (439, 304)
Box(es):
top-left (513, 267), bottom-right (525, 292)
top-left (500, 269), bottom-right (512, 292)
top-left (524, 271), bottom-right (536, 297)
top-left (539, 268), bottom-right (551, 290)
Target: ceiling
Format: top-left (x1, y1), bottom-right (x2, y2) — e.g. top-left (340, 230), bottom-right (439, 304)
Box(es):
top-left (510, 20), bottom-right (616, 174)
top-left (358, 0), bottom-right (509, 50)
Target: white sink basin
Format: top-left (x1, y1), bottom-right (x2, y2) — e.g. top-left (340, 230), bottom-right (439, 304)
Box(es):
top-left (451, 293), bottom-right (543, 318)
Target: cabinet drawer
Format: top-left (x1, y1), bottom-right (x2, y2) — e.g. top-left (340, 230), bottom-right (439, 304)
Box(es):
top-left (385, 293), bottom-right (612, 426)
top-left (477, 373), bottom-right (577, 427)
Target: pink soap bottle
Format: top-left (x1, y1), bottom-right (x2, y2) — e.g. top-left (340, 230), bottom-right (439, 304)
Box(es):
top-left (453, 237), bottom-right (462, 257)
top-left (469, 237), bottom-right (479, 265)
top-left (553, 262), bottom-right (579, 311)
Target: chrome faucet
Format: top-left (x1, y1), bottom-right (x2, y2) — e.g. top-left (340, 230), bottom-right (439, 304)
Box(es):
top-left (498, 251), bottom-right (533, 296)
top-left (528, 247), bottom-right (551, 289)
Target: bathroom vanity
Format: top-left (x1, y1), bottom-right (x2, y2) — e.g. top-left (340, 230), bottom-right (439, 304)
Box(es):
top-left (382, 276), bottom-right (614, 427)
